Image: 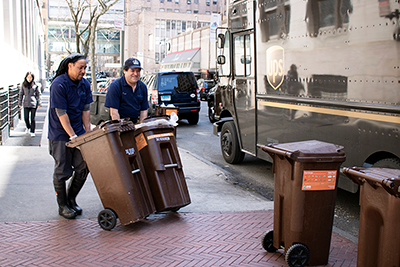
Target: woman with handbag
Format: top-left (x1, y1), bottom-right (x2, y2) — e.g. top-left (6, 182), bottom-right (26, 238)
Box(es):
top-left (18, 72), bottom-right (41, 137)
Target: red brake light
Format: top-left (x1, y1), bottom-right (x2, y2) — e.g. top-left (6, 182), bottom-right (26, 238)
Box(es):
top-left (196, 88), bottom-right (200, 102)
top-left (151, 90), bottom-right (159, 104)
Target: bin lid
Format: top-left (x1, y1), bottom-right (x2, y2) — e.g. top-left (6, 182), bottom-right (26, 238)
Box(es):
top-left (264, 140), bottom-right (346, 162)
top-left (135, 116), bottom-right (175, 134)
top-left (67, 120), bottom-right (134, 148)
top-left (342, 167), bottom-right (400, 197)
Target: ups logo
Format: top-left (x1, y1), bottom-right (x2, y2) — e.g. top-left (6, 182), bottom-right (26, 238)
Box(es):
top-left (266, 46), bottom-right (284, 90)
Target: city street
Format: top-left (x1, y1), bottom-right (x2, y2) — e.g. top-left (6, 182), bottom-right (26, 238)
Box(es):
top-left (0, 89), bottom-right (358, 266)
top-left (3, 93), bottom-right (359, 243)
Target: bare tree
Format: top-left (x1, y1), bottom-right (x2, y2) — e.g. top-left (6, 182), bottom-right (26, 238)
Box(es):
top-left (64, 0), bottom-right (93, 57)
top-left (88, 0), bottom-right (120, 90)
top-left (64, 0), bottom-right (121, 89)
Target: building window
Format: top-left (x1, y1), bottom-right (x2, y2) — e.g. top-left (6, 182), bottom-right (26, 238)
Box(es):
top-left (160, 8), bottom-right (165, 11)
top-left (194, 0), bottom-right (199, 3)
top-left (186, 10), bottom-right (192, 13)
top-left (167, 8), bottom-right (172, 12)
top-left (160, 0), bottom-right (164, 3)
top-left (175, 9), bottom-right (180, 12)
top-left (213, 0), bottom-right (217, 4)
top-left (187, 0), bottom-right (191, 4)
top-left (193, 10), bottom-right (198, 13)
top-left (177, 21), bottom-right (182, 32)
top-left (205, 11), bottom-right (211, 14)
top-left (206, 0), bottom-right (210, 6)
top-left (182, 21), bottom-right (186, 31)
top-left (175, 0), bottom-right (179, 3)
top-left (167, 0), bottom-right (172, 2)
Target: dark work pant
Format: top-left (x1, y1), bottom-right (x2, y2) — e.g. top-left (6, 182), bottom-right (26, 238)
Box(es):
top-left (49, 140), bottom-right (88, 183)
top-left (24, 107), bottom-right (37, 133)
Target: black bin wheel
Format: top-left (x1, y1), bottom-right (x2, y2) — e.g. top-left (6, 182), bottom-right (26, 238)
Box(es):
top-left (285, 243), bottom-right (310, 267)
top-left (98, 209), bottom-right (117, 231)
top-left (260, 229), bottom-right (277, 252)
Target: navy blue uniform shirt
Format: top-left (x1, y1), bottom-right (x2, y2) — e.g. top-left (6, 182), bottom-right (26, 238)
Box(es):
top-left (104, 76), bottom-right (149, 120)
top-left (48, 73), bottom-right (93, 141)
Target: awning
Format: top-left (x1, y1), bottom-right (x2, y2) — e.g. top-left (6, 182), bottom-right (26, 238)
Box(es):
top-left (161, 48), bottom-right (200, 64)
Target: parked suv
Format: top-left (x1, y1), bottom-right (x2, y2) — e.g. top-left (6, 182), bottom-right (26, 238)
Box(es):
top-left (141, 71), bottom-right (201, 124)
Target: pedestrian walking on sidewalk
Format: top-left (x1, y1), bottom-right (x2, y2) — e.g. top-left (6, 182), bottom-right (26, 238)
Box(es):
top-left (18, 72), bottom-right (41, 137)
top-left (48, 53), bottom-right (93, 219)
top-left (104, 58), bottom-right (149, 123)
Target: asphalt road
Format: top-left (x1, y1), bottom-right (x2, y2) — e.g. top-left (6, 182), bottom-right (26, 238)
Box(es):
top-left (176, 101), bottom-right (360, 242)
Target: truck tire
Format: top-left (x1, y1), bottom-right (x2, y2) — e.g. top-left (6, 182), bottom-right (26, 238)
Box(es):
top-left (220, 121), bottom-right (245, 164)
top-left (373, 158), bottom-right (400, 168)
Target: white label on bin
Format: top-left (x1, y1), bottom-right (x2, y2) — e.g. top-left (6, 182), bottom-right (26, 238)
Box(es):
top-left (302, 170), bottom-right (337, 191)
top-left (147, 132), bottom-right (174, 140)
top-left (125, 148), bottom-right (135, 156)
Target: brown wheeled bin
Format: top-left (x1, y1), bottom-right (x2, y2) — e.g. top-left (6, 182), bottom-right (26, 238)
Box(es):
top-left (154, 105), bottom-right (178, 117)
top-left (134, 117), bottom-right (191, 212)
top-left (67, 119), bottom-right (156, 230)
top-left (342, 167), bottom-right (400, 267)
top-left (260, 140), bottom-right (346, 267)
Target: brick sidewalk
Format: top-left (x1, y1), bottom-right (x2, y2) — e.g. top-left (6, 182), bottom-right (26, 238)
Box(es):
top-left (0, 210), bottom-right (357, 266)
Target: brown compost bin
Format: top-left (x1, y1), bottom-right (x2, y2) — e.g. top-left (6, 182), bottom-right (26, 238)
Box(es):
top-left (134, 117), bottom-right (191, 212)
top-left (154, 105), bottom-right (179, 117)
top-left (67, 119), bottom-right (156, 230)
top-left (342, 167), bottom-right (400, 267)
top-left (260, 140), bottom-right (346, 267)
top-left (154, 106), bottom-right (178, 137)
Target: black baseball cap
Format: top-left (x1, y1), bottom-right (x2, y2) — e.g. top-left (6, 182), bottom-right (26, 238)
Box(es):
top-left (124, 58), bottom-right (143, 70)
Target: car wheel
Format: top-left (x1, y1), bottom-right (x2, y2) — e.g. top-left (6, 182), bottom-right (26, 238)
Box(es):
top-left (187, 112), bottom-right (199, 125)
top-left (220, 121), bottom-right (245, 164)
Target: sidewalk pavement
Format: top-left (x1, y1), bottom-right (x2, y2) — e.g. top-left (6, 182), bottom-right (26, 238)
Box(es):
top-left (0, 89), bottom-right (357, 266)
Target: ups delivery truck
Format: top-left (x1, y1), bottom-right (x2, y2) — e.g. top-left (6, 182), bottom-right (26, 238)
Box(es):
top-left (213, 0), bottom-right (400, 192)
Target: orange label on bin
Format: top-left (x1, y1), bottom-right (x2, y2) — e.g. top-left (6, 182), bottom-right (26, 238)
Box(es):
top-left (302, 170), bottom-right (337, 191)
top-left (135, 133), bottom-right (147, 151)
top-left (166, 109), bottom-right (178, 116)
top-left (147, 132), bottom-right (174, 140)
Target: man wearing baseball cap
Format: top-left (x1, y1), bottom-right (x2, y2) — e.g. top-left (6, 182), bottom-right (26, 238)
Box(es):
top-left (105, 58), bottom-right (149, 123)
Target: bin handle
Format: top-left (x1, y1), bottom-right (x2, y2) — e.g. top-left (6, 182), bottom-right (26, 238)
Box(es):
top-left (165, 163), bottom-right (178, 168)
top-left (260, 145), bottom-right (294, 159)
top-left (342, 167), bottom-right (400, 197)
top-left (131, 169), bottom-right (140, 175)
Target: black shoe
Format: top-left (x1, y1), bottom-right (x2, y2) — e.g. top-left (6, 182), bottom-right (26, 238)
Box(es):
top-left (67, 171), bottom-right (88, 216)
top-left (54, 180), bottom-right (77, 219)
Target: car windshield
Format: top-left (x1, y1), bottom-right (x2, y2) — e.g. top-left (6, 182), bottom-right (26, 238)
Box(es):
top-left (160, 73), bottom-right (196, 93)
top-left (206, 81), bottom-right (215, 88)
